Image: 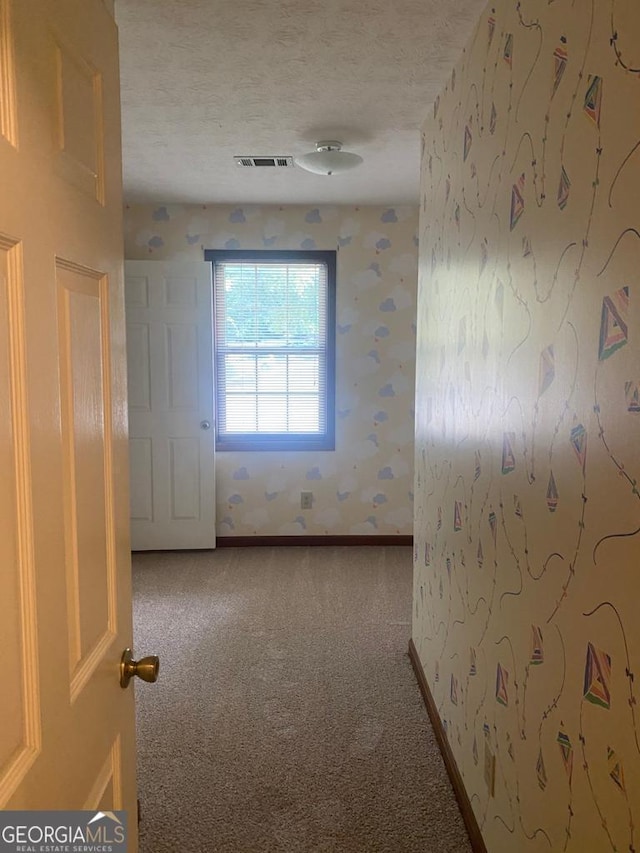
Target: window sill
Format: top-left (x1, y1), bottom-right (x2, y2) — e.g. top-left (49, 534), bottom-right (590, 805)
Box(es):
top-left (216, 436), bottom-right (335, 452)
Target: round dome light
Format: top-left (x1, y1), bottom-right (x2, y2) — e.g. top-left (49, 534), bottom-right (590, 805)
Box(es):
top-left (295, 141), bottom-right (363, 176)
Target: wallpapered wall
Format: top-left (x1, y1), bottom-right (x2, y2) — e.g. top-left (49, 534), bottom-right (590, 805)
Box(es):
top-left (414, 0), bottom-right (640, 850)
top-left (124, 204), bottom-right (417, 537)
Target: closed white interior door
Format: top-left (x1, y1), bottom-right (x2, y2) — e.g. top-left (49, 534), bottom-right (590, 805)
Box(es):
top-left (125, 260), bottom-right (216, 550)
top-left (0, 0), bottom-right (139, 840)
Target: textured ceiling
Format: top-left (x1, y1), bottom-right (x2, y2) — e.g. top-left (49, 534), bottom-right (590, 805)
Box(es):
top-left (115, 0), bottom-right (487, 205)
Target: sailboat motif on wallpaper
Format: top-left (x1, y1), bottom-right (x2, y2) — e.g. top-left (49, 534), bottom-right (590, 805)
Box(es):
top-left (570, 424), bottom-right (587, 472)
top-left (558, 166), bottom-right (571, 210)
top-left (608, 747), bottom-right (625, 791)
top-left (464, 124), bottom-right (473, 161)
top-left (546, 471), bottom-right (559, 512)
top-left (530, 625), bottom-right (544, 665)
top-left (479, 240), bottom-right (488, 275)
top-left (503, 33), bottom-right (513, 67)
top-left (583, 642), bottom-right (612, 709)
top-left (584, 75), bottom-right (603, 126)
top-left (474, 450), bottom-right (482, 480)
top-left (537, 749), bottom-right (547, 790)
top-left (502, 432), bottom-right (516, 474)
top-left (510, 174), bottom-right (525, 230)
top-left (625, 380), bottom-right (640, 413)
top-left (496, 664), bottom-right (509, 706)
top-left (557, 730), bottom-right (573, 782)
top-left (489, 510), bottom-right (497, 545)
top-left (539, 344), bottom-right (555, 395)
top-left (552, 42), bottom-right (568, 96)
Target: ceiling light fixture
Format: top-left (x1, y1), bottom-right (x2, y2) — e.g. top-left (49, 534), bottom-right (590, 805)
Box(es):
top-left (295, 141), bottom-right (363, 176)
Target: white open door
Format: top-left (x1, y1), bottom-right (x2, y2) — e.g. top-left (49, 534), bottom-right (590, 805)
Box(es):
top-left (125, 260), bottom-right (216, 550)
top-left (0, 0), bottom-right (144, 844)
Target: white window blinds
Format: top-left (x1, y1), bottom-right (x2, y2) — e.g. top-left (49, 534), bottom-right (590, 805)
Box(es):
top-left (210, 251), bottom-right (336, 450)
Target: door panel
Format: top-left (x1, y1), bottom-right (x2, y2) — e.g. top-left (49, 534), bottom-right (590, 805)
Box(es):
top-left (0, 0), bottom-right (18, 149)
top-left (126, 260), bottom-right (216, 550)
top-left (85, 738), bottom-right (122, 811)
top-left (53, 34), bottom-right (105, 202)
top-left (170, 437), bottom-right (201, 519)
top-left (165, 274), bottom-right (198, 307)
top-left (125, 274), bottom-right (149, 308)
top-left (165, 322), bottom-right (199, 410)
top-left (129, 437), bottom-right (154, 521)
top-left (57, 266), bottom-right (112, 684)
top-left (0, 0), bottom-right (137, 841)
top-left (0, 234), bottom-right (40, 803)
top-left (127, 323), bottom-right (152, 410)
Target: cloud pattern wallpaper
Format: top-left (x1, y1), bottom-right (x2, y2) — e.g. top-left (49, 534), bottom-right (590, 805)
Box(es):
top-left (414, 0), bottom-right (640, 850)
top-left (124, 204), bottom-right (417, 537)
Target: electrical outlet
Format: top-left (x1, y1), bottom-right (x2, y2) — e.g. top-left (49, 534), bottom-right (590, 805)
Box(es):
top-left (301, 491), bottom-right (313, 509)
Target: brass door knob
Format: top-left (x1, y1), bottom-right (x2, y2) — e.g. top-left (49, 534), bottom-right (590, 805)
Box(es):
top-left (120, 648), bottom-right (160, 689)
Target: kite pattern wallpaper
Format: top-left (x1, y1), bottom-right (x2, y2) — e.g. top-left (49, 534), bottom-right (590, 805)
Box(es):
top-left (414, 0), bottom-right (640, 849)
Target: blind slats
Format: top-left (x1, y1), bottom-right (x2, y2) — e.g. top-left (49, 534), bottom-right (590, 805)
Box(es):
top-left (214, 259), bottom-right (330, 438)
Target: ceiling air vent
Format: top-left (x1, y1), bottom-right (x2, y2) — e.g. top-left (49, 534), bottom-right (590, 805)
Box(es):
top-left (234, 155), bottom-right (294, 168)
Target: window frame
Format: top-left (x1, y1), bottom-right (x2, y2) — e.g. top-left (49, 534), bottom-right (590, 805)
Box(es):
top-left (205, 248), bottom-right (336, 452)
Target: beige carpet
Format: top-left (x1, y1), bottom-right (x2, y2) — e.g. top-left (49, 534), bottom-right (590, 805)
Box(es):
top-left (132, 546), bottom-right (471, 852)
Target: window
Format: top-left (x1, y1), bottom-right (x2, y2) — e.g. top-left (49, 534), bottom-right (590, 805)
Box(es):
top-left (205, 249), bottom-right (336, 451)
